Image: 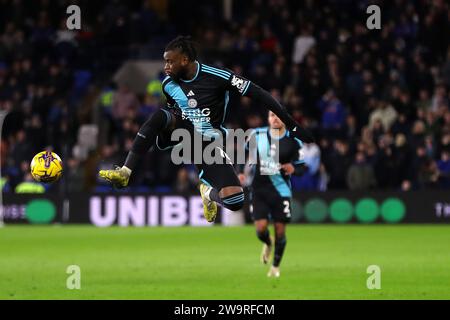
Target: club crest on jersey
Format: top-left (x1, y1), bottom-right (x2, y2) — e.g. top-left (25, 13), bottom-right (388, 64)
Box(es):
top-left (188, 98), bottom-right (197, 108)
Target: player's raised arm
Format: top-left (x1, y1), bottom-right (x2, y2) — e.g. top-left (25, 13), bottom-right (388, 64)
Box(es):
top-left (246, 83), bottom-right (314, 143)
top-left (225, 73), bottom-right (314, 143)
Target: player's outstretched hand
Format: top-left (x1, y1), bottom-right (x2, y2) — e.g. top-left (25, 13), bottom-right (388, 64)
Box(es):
top-left (238, 174), bottom-right (246, 186)
top-left (280, 163), bottom-right (295, 175)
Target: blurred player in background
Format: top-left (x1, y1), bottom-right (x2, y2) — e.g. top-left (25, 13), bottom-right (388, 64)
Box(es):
top-left (99, 36), bottom-right (313, 223)
top-left (239, 111), bottom-right (306, 277)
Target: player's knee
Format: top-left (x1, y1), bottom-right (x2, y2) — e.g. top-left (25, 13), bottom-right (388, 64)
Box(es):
top-left (142, 109), bottom-right (171, 133)
top-left (132, 110), bottom-right (172, 154)
top-left (221, 191), bottom-right (245, 211)
top-left (256, 226), bottom-right (268, 235)
top-left (256, 228), bottom-right (269, 239)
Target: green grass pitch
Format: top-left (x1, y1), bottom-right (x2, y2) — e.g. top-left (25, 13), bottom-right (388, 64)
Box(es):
top-left (1, 225), bottom-right (449, 299)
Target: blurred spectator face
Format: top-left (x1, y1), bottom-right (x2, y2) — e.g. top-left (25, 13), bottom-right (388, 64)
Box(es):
top-left (352, 61), bottom-right (362, 73)
top-left (362, 70), bottom-right (373, 82)
top-left (373, 119), bottom-right (383, 132)
top-left (292, 109), bottom-right (303, 123)
top-left (395, 134), bottom-right (406, 147)
top-left (288, 94), bottom-right (302, 108)
top-left (401, 180), bottom-right (412, 191)
top-left (20, 161), bottom-right (29, 173)
top-left (361, 126), bottom-right (373, 142)
top-left (355, 152), bottom-right (366, 164)
top-left (177, 168), bottom-right (189, 182)
top-left (363, 83), bottom-right (374, 95)
top-left (16, 130), bottom-right (26, 142)
top-left (416, 146), bottom-right (426, 157)
top-left (21, 59), bottom-right (32, 72)
top-left (125, 108), bottom-right (137, 120)
top-left (320, 138), bottom-right (329, 149)
top-left (123, 119), bottom-right (132, 131)
top-left (37, 86), bottom-right (45, 97)
top-left (31, 114), bottom-right (42, 128)
top-left (444, 111), bottom-right (450, 125)
top-left (390, 85), bottom-right (401, 99)
top-left (67, 158), bottom-right (79, 169)
top-left (327, 54), bottom-right (338, 67)
top-left (240, 96), bottom-right (251, 108)
top-left (270, 89), bottom-right (281, 101)
top-left (412, 120), bottom-right (426, 135)
top-left (124, 138), bottom-right (133, 151)
top-left (367, 145), bottom-right (377, 156)
top-left (335, 140), bottom-right (348, 154)
top-left (49, 65), bottom-right (59, 76)
top-left (398, 113), bottom-right (407, 123)
top-left (375, 60), bottom-right (385, 73)
top-left (417, 108), bottom-right (426, 119)
top-left (425, 135), bottom-right (434, 146)
top-left (246, 114), bottom-right (263, 128)
top-left (378, 137), bottom-right (388, 149)
top-left (357, 142), bottom-right (366, 153)
top-left (232, 65), bottom-right (243, 75)
top-left (346, 115), bottom-right (356, 127)
top-left (268, 111), bottom-right (285, 130)
top-left (419, 89), bottom-right (430, 101)
top-left (400, 91), bottom-right (410, 103)
top-left (442, 151), bottom-right (450, 162)
top-left (434, 85), bottom-right (446, 98)
top-left (442, 134), bottom-right (450, 145)
top-left (101, 145), bottom-right (114, 158)
top-left (323, 89), bottom-right (336, 101)
top-left (425, 111), bottom-right (435, 124)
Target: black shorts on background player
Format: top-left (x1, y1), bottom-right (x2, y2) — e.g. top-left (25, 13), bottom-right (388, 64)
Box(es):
top-left (250, 189), bottom-right (291, 223)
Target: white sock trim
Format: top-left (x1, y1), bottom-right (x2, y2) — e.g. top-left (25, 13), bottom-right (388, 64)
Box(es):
top-left (204, 186), bottom-right (212, 201)
top-left (122, 166), bottom-right (132, 176)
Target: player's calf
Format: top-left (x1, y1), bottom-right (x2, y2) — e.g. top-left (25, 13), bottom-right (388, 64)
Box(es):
top-left (273, 235), bottom-right (287, 268)
top-left (207, 186), bottom-right (245, 211)
top-left (220, 191), bottom-right (245, 211)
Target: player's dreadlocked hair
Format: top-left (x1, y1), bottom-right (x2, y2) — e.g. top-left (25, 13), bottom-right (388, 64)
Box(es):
top-left (165, 35), bottom-right (198, 61)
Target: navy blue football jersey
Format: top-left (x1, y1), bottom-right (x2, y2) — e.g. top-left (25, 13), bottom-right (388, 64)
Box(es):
top-left (161, 62), bottom-right (251, 137)
top-left (246, 127), bottom-right (304, 198)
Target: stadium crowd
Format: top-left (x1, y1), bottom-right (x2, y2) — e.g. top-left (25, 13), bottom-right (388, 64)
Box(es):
top-left (1, 0), bottom-right (450, 193)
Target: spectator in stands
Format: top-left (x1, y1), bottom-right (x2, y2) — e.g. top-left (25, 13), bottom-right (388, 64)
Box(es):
top-left (347, 152), bottom-right (377, 190)
top-left (292, 142), bottom-right (321, 190)
top-left (1, 0), bottom-right (449, 193)
top-left (317, 89), bottom-right (346, 136)
top-left (437, 150), bottom-right (450, 188)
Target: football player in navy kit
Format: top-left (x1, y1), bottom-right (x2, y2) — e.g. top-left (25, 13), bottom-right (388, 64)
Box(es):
top-left (239, 111), bottom-right (306, 277)
top-left (99, 36), bottom-right (313, 223)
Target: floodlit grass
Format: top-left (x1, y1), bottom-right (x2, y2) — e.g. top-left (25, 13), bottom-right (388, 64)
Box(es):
top-left (1, 225), bottom-right (449, 299)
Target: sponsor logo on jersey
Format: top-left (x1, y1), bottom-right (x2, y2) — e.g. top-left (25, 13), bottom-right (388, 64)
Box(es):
top-left (231, 75), bottom-right (249, 94)
top-left (187, 90), bottom-right (195, 97)
top-left (260, 159), bottom-right (281, 176)
top-left (182, 107), bottom-right (211, 123)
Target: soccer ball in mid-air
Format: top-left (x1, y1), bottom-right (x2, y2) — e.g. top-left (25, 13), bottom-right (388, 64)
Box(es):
top-left (30, 151), bottom-right (63, 183)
